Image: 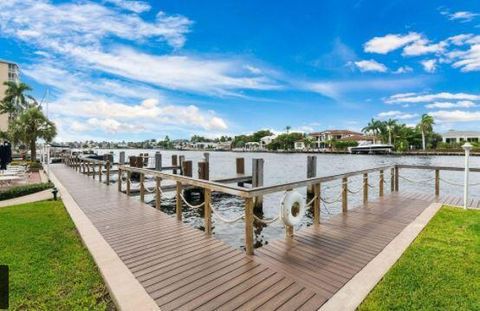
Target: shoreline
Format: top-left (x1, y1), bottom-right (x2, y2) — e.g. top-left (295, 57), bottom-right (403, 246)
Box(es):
top-left (93, 148), bottom-right (479, 157)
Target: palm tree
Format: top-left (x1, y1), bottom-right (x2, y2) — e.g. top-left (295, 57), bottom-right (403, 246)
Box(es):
top-left (285, 125), bottom-right (291, 134)
top-left (362, 118), bottom-right (382, 143)
top-left (417, 114), bottom-right (435, 150)
top-left (0, 81), bottom-right (36, 120)
top-left (8, 107), bottom-right (56, 160)
top-left (385, 119), bottom-right (398, 145)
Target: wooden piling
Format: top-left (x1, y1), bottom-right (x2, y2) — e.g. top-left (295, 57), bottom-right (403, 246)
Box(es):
top-left (204, 188), bottom-right (212, 235)
top-left (342, 177), bottom-right (348, 213)
top-left (155, 152), bottom-right (162, 170)
top-left (140, 173), bottom-right (145, 203)
top-left (182, 161), bottom-right (193, 177)
top-left (155, 176), bottom-right (161, 209)
top-left (119, 151), bottom-right (125, 165)
top-left (92, 163), bottom-right (95, 179)
top-left (435, 169), bottom-right (440, 196)
top-left (379, 170), bottom-right (384, 197)
top-left (236, 158), bottom-right (245, 175)
top-left (98, 163), bottom-right (102, 182)
top-left (313, 183), bottom-right (321, 225)
top-left (198, 161), bottom-right (209, 180)
top-left (117, 168), bottom-right (122, 192)
top-left (176, 181), bottom-right (182, 220)
top-left (307, 156), bottom-right (317, 196)
top-left (363, 173), bottom-right (368, 205)
top-left (252, 159), bottom-right (264, 211)
top-left (172, 155), bottom-right (178, 174)
top-left (126, 171), bottom-right (131, 196)
top-left (245, 197), bottom-right (254, 255)
top-left (390, 168), bottom-right (395, 192)
top-left (395, 166), bottom-right (399, 191)
top-left (106, 160), bottom-right (110, 185)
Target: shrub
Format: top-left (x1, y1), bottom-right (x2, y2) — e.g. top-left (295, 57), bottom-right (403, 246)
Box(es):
top-left (0, 182), bottom-right (53, 200)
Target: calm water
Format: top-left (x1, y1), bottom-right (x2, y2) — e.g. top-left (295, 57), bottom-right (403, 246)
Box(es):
top-left (97, 149), bottom-right (480, 250)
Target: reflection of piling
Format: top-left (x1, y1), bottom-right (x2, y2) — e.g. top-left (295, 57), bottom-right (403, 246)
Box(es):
top-left (306, 156), bottom-right (317, 197)
top-left (203, 152), bottom-right (210, 163)
top-left (252, 158), bottom-right (264, 212)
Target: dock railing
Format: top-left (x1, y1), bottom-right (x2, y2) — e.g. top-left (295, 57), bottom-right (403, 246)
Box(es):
top-left (62, 154), bottom-right (479, 255)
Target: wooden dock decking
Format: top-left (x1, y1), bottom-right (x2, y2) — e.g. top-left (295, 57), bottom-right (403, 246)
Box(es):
top-left (51, 164), bottom-right (458, 310)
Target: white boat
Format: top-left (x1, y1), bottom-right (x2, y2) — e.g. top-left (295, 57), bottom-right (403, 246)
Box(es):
top-left (349, 143), bottom-right (394, 154)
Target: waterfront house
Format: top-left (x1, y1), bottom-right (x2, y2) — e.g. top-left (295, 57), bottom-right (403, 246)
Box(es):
top-left (260, 135), bottom-right (277, 149)
top-left (442, 130), bottom-right (480, 144)
top-left (193, 142), bottom-right (218, 150)
top-left (294, 140), bottom-right (306, 151)
top-left (245, 141), bottom-right (260, 150)
top-left (309, 130), bottom-right (365, 149)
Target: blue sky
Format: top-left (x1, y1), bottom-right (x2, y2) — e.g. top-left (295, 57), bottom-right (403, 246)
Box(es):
top-left (0, 0), bottom-right (479, 141)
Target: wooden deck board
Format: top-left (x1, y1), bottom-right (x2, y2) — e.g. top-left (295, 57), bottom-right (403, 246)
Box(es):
top-left (52, 164), bottom-right (447, 310)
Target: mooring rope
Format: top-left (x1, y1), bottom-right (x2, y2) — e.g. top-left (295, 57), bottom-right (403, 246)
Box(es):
top-left (179, 191), bottom-right (205, 209)
top-left (305, 195), bottom-right (318, 207)
top-left (321, 201), bottom-right (334, 215)
top-left (210, 204), bottom-right (244, 223)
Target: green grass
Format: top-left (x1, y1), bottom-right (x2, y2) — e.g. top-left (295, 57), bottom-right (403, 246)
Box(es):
top-left (0, 200), bottom-right (114, 310)
top-left (359, 206), bottom-right (480, 310)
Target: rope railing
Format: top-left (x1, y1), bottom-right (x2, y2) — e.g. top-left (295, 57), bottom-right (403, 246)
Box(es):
top-left (320, 191), bottom-right (343, 204)
top-left (439, 177), bottom-right (480, 187)
top-left (179, 191), bottom-right (205, 209)
top-left (398, 175), bottom-right (435, 184)
top-left (305, 195), bottom-right (318, 208)
top-left (210, 203), bottom-right (244, 223)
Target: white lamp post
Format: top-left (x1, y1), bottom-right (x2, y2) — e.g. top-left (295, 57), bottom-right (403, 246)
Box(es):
top-left (462, 142), bottom-right (473, 209)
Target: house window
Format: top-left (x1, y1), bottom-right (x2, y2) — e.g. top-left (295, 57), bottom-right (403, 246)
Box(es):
top-left (445, 138), bottom-right (457, 143)
top-left (467, 137), bottom-right (479, 143)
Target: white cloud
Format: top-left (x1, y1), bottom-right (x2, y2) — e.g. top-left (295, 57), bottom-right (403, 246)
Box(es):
top-left (402, 39), bottom-right (446, 56)
top-left (447, 34), bottom-right (475, 46)
top-left (447, 11), bottom-right (479, 23)
top-left (430, 110), bottom-right (480, 122)
top-left (352, 59), bottom-right (388, 72)
top-left (385, 92), bottom-right (480, 104)
top-left (393, 66), bottom-right (413, 74)
top-left (376, 110), bottom-right (418, 120)
top-left (103, 0), bottom-right (151, 13)
top-left (420, 59), bottom-right (437, 73)
top-left (0, 0), bottom-right (191, 49)
top-left (304, 77), bottom-right (426, 99)
top-left (448, 44), bottom-right (480, 72)
top-left (364, 32), bottom-right (422, 54)
top-left (425, 101), bottom-right (477, 109)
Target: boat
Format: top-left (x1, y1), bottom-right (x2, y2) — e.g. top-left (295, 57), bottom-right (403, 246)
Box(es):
top-left (349, 143), bottom-right (394, 154)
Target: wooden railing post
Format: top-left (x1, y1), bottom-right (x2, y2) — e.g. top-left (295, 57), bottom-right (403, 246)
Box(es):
top-left (176, 181), bottom-right (183, 221)
top-left (245, 197), bottom-right (254, 255)
top-left (126, 171), bottom-right (131, 196)
top-left (363, 173), bottom-right (368, 204)
top-left (140, 173), bottom-right (145, 203)
top-left (390, 168), bottom-right (395, 192)
top-left (395, 166), bottom-right (399, 192)
top-left (106, 161), bottom-right (110, 185)
top-left (379, 170), bottom-right (384, 197)
top-left (435, 169), bottom-right (440, 196)
top-left (313, 183), bottom-right (321, 225)
top-left (98, 162), bottom-right (102, 182)
top-left (342, 177), bottom-right (348, 213)
top-left (204, 188), bottom-right (212, 235)
top-left (117, 168), bottom-right (122, 192)
top-left (155, 177), bottom-right (161, 209)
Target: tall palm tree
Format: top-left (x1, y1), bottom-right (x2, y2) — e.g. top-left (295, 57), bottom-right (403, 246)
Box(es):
top-left (0, 81), bottom-right (36, 120)
top-left (362, 118), bottom-right (382, 143)
top-left (285, 125), bottom-right (291, 134)
top-left (417, 114), bottom-right (435, 150)
top-left (8, 107), bottom-right (56, 160)
top-left (385, 118), bottom-right (398, 145)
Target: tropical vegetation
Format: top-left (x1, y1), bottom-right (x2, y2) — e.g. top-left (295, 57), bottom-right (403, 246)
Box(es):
top-left (360, 206), bottom-right (480, 310)
top-left (362, 116), bottom-right (441, 151)
top-left (0, 81), bottom-right (57, 159)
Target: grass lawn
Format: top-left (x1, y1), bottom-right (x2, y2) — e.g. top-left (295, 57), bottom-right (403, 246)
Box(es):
top-left (360, 206), bottom-right (480, 310)
top-left (0, 200), bottom-right (114, 310)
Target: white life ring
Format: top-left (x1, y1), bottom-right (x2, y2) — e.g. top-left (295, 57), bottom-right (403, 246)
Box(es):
top-left (280, 190), bottom-right (305, 226)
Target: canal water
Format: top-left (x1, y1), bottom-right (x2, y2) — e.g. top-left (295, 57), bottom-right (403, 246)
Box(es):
top-left (97, 149), bottom-right (480, 250)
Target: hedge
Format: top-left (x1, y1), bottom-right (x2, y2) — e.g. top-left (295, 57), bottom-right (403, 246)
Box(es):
top-left (0, 182), bottom-right (53, 201)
